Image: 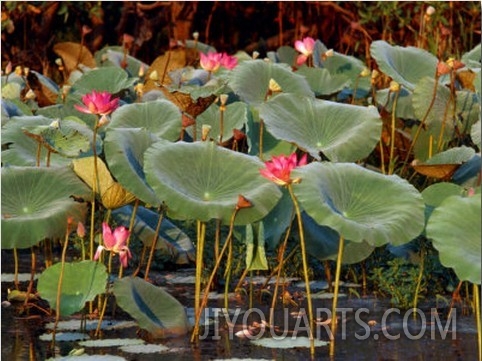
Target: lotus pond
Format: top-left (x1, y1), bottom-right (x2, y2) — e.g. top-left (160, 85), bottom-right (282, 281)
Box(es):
top-left (1, 2), bottom-right (481, 361)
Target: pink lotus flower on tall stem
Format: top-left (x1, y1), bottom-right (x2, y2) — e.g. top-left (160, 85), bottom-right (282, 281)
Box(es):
top-left (74, 90), bottom-right (119, 116)
top-left (259, 152), bottom-right (308, 186)
top-left (200, 52), bottom-right (238, 73)
top-left (294, 37), bottom-right (316, 66)
top-left (94, 222), bottom-right (132, 268)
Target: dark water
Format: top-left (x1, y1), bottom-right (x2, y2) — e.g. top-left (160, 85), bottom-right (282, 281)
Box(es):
top-left (2, 284), bottom-right (478, 361)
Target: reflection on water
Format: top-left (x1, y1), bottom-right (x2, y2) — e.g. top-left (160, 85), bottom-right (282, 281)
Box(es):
top-left (1, 294), bottom-right (478, 361)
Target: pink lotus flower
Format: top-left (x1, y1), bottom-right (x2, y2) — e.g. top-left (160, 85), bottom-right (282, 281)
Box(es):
top-left (74, 90), bottom-right (119, 116)
top-left (200, 52), bottom-right (238, 72)
top-left (94, 222), bottom-right (132, 268)
top-left (294, 37), bottom-right (316, 66)
top-left (260, 152), bottom-right (308, 186)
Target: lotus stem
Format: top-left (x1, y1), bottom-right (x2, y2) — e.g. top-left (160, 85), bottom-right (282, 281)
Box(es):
top-left (400, 72), bottom-right (440, 176)
top-left (219, 104), bottom-right (225, 145)
top-left (329, 235), bottom-right (345, 357)
top-left (95, 293), bottom-right (110, 337)
top-left (412, 245), bottom-right (425, 316)
top-left (474, 283), bottom-right (481, 361)
top-left (23, 247), bottom-right (36, 309)
top-left (214, 219), bottom-right (221, 263)
top-left (52, 220), bottom-right (72, 347)
top-left (224, 235), bottom-right (233, 311)
top-left (287, 183), bottom-right (315, 357)
top-left (351, 76), bottom-right (360, 105)
top-left (191, 220), bottom-right (206, 342)
top-left (36, 141), bottom-right (41, 167)
top-left (259, 119), bottom-right (265, 161)
top-left (269, 218), bottom-right (294, 325)
top-left (436, 69), bottom-right (455, 153)
top-left (90, 118), bottom-right (101, 262)
top-left (145, 208), bottom-right (164, 280)
top-left (388, 88), bottom-right (400, 175)
top-left (118, 199), bottom-right (139, 279)
top-left (13, 248), bottom-right (19, 290)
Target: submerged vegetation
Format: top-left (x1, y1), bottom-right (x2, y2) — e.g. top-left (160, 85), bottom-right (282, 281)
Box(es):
top-left (1, 1), bottom-right (481, 360)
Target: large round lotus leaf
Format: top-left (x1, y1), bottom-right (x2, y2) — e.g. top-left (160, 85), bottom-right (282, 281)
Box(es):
top-left (1, 166), bottom-right (91, 249)
top-left (426, 193), bottom-right (481, 284)
top-left (292, 162), bottom-right (425, 247)
top-left (370, 40), bottom-right (438, 91)
top-left (425, 146), bottom-right (475, 165)
top-left (107, 99), bottom-right (182, 141)
top-left (259, 93), bottom-right (382, 162)
top-left (113, 276), bottom-right (190, 338)
top-left (1, 116), bottom-right (89, 167)
top-left (191, 101), bottom-right (248, 143)
top-left (94, 46), bottom-right (149, 77)
top-left (296, 67), bottom-right (349, 96)
top-left (376, 88), bottom-right (415, 119)
top-left (229, 60), bottom-right (313, 106)
top-left (104, 128), bottom-right (160, 206)
top-left (144, 141), bottom-right (282, 225)
top-left (321, 51), bottom-right (370, 93)
top-left (303, 212), bottom-right (374, 264)
top-left (70, 67), bottom-right (138, 95)
top-left (412, 77), bottom-right (455, 136)
top-left (37, 261), bottom-right (107, 316)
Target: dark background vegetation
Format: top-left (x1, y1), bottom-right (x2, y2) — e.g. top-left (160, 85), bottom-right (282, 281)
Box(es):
top-left (2, 1), bottom-right (481, 77)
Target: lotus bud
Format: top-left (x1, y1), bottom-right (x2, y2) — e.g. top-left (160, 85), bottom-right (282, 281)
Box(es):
top-left (77, 222), bottom-right (86, 238)
top-left (219, 94), bottom-right (228, 106)
top-left (426, 6), bottom-right (435, 16)
top-left (62, 85), bottom-right (71, 98)
top-left (252, 51), bottom-right (260, 59)
top-left (149, 70), bottom-right (159, 81)
top-left (101, 53), bottom-right (109, 62)
top-left (82, 25), bottom-right (92, 36)
top-left (201, 124), bottom-right (211, 141)
top-left (269, 78), bottom-right (282, 93)
top-left (23, 67), bottom-right (30, 77)
top-left (192, 31), bottom-right (199, 41)
top-left (14, 65), bottom-right (23, 76)
top-left (389, 81), bottom-right (400, 92)
top-left (55, 58), bottom-right (63, 67)
top-left (134, 83), bottom-right (144, 97)
top-left (446, 57), bottom-right (465, 70)
top-left (360, 67), bottom-right (371, 77)
top-left (4, 61), bottom-right (12, 75)
top-left (49, 119), bottom-right (60, 129)
top-left (25, 89), bottom-right (36, 100)
top-left (436, 61), bottom-right (451, 76)
top-left (371, 69), bottom-right (380, 85)
top-left (138, 64), bottom-right (145, 77)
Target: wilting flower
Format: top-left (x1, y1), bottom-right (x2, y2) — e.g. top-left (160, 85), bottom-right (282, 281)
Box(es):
top-left (200, 52), bottom-right (238, 72)
top-left (94, 222), bottom-right (132, 267)
top-left (294, 37), bottom-right (316, 66)
top-left (260, 152), bottom-right (308, 186)
top-left (74, 90), bottom-right (119, 116)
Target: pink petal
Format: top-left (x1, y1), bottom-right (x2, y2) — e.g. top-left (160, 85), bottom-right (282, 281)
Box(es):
top-left (93, 245), bottom-right (104, 261)
top-left (102, 222), bottom-right (116, 249)
top-left (113, 226), bottom-right (130, 248)
top-left (298, 154), bottom-right (308, 166)
top-left (296, 54), bottom-right (308, 66)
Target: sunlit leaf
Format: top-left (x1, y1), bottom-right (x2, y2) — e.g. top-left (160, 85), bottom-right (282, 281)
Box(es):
top-left (260, 93), bottom-right (382, 162)
top-left (296, 67), bottom-right (349, 96)
top-left (37, 261), bottom-right (107, 316)
top-left (1, 166), bottom-right (90, 249)
top-left (293, 162), bottom-right (425, 247)
top-left (426, 193), bottom-right (481, 284)
top-left (113, 277), bottom-right (190, 338)
top-left (370, 40), bottom-right (438, 91)
top-left (144, 141), bottom-right (282, 225)
top-left (70, 67), bottom-right (138, 95)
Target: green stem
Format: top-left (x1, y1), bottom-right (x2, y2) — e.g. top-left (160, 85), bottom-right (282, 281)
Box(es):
top-left (52, 221), bottom-right (72, 347)
top-left (145, 208), bottom-right (164, 280)
top-left (95, 292), bottom-right (110, 337)
top-left (329, 236), bottom-right (345, 357)
top-left (191, 220), bottom-right (206, 342)
top-left (259, 119), bottom-right (264, 161)
top-left (224, 236), bottom-right (233, 311)
top-left (388, 89), bottom-right (400, 175)
top-left (219, 106), bottom-right (225, 144)
top-left (90, 120), bottom-right (100, 261)
top-left (13, 248), bottom-right (19, 290)
top-left (475, 283), bottom-right (482, 361)
top-left (412, 246), bottom-right (425, 314)
top-left (287, 184), bottom-right (315, 357)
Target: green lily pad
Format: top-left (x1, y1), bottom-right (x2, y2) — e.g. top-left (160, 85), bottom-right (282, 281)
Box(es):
top-left (426, 193), bottom-right (481, 284)
top-left (292, 162), bottom-right (425, 247)
top-left (296, 67), bottom-right (349, 96)
top-left (37, 261), bottom-right (107, 316)
top-left (370, 40), bottom-right (438, 91)
top-left (424, 146), bottom-right (475, 165)
top-left (229, 60), bottom-right (313, 106)
top-left (1, 166), bottom-right (91, 249)
top-left (95, 46), bottom-right (149, 77)
top-left (104, 128), bottom-right (161, 206)
top-left (113, 277), bottom-right (190, 338)
top-left (144, 141), bottom-right (282, 225)
top-left (70, 67), bottom-right (138, 95)
top-left (260, 93), bottom-right (382, 162)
